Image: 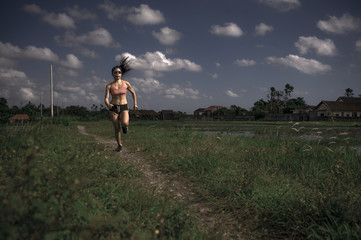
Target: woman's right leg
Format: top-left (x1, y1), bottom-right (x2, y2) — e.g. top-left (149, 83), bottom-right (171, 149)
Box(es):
top-left (110, 112), bottom-right (121, 147)
top-left (120, 110), bottom-right (129, 134)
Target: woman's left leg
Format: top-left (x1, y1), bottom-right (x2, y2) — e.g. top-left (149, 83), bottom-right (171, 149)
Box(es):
top-left (110, 112), bottom-right (122, 151)
top-left (120, 110), bottom-right (129, 134)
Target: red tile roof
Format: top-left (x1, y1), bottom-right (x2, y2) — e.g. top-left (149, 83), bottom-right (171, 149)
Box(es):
top-left (203, 106), bottom-right (223, 111)
top-left (9, 114), bottom-right (30, 121)
top-left (316, 101), bottom-right (361, 112)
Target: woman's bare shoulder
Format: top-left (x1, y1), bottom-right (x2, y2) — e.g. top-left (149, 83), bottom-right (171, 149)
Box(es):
top-left (123, 80), bottom-right (131, 86)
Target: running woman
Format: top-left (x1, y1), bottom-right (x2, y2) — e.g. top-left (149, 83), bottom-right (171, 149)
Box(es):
top-left (105, 57), bottom-right (138, 152)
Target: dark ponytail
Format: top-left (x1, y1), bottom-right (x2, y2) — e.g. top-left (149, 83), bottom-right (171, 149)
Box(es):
top-left (111, 56), bottom-right (132, 75)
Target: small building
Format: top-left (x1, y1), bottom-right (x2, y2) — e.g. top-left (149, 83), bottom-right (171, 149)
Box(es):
top-left (9, 114), bottom-right (30, 123)
top-left (161, 110), bottom-right (174, 120)
top-left (139, 110), bottom-right (158, 120)
top-left (314, 101), bottom-right (361, 118)
top-left (194, 106), bottom-right (223, 116)
top-left (193, 108), bottom-right (205, 116)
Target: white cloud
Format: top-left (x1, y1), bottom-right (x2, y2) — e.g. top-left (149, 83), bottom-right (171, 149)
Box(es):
top-left (184, 88), bottom-right (200, 99)
top-left (1, 64), bottom-right (102, 108)
top-left (234, 59), bottom-right (256, 67)
top-left (0, 57), bottom-right (17, 68)
top-left (0, 41), bottom-right (83, 71)
top-left (60, 54), bottom-right (83, 69)
top-left (55, 79), bottom-right (102, 106)
top-left (259, 0), bottom-right (301, 12)
top-left (66, 5), bottom-right (97, 20)
top-left (99, 2), bottom-right (166, 25)
top-left (57, 84), bottom-right (86, 95)
top-left (210, 73), bottom-right (218, 79)
top-left (56, 27), bottom-right (121, 48)
top-left (210, 23), bottom-right (243, 37)
top-left (0, 67), bottom-right (37, 104)
top-left (165, 87), bottom-right (185, 98)
top-left (43, 13), bottom-right (76, 29)
top-left (74, 28), bottom-right (120, 48)
top-left (152, 27), bottom-right (181, 46)
top-left (23, 4), bottom-right (76, 29)
top-left (98, 0), bottom-right (126, 20)
top-left (0, 41), bottom-right (22, 58)
top-left (255, 23), bottom-right (274, 36)
top-left (99, 3), bottom-right (165, 24)
top-left (85, 92), bottom-right (100, 103)
top-left (58, 67), bottom-right (79, 77)
top-left (77, 47), bottom-right (99, 59)
top-left (19, 88), bottom-right (38, 102)
top-left (23, 4), bottom-right (44, 14)
top-left (226, 90), bottom-right (239, 98)
top-left (117, 51), bottom-right (202, 73)
top-left (131, 77), bottom-right (163, 94)
top-left (127, 4), bottom-right (165, 25)
top-left (356, 40), bottom-right (361, 52)
top-left (266, 54), bottom-right (332, 75)
top-left (164, 85), bottom-right (200, 99)
top-left (131, 77), bottom-right (200, 100)
top-left (0, 41), bottom-right (59, 62)
top-left (0, 68), bottom-right (29, 86)
top-left (317, 13), bottom-right (361, 34)
top-left (23, 46), bottom-right (60, 61)
top-left (294, 36), bottom-right (337, 56)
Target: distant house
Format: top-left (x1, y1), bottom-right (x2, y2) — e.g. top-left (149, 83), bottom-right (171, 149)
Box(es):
top-left (161, 110), bottom-right (174, 120)
top-left (194, 108), bottom-right (205, 116)
top-left (194, 106), bottom-right (223, 116)
top-left (9, 114), bottom-right (30, 123)
top-left (139, 110), bottom-right (158, 120)
top-left (314, 98), bottom-right (361, 118)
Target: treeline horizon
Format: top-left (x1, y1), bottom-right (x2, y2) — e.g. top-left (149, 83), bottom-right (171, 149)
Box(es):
top-left (1, 84), bottom-right (357, 123)
top-left (0, 83), bottom-right (311, 123)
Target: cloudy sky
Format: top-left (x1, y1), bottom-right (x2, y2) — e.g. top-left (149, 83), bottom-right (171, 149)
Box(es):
top-left (1, 0), bottom-right (360, 113)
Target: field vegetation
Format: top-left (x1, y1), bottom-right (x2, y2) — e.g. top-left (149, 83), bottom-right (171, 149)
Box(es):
top-left (0, 121), bottom-right (207, 239)
top-left (1, 119), bottom-right (360, 239)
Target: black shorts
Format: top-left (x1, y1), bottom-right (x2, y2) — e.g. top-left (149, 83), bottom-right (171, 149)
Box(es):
top-left (109, 104), bottom-right (129, 114)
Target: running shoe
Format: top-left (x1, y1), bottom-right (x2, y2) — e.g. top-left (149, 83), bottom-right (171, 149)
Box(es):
top-left (122, 127), bottom-right (128, 134)
top-left (116, 145), bottom-right (123, 152)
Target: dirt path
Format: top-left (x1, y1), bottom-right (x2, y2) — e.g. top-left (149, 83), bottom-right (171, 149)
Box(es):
top-left (77, 125), bottom-right (248, 239)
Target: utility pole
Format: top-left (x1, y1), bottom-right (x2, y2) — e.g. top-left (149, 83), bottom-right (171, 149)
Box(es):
top-left (50, 64), bottom-right (54, 118)
top-left (40, 91), bottom-right (43, 117)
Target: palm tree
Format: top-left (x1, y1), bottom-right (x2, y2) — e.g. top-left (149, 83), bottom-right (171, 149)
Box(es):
top-left (284, 83), bottom-right (294, 101)
top-left (345, 88), bottom-right (354, 97)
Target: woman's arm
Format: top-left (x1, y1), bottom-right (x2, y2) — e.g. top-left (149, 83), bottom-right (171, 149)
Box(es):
top-left (126, 82), bottom-right (138, 110)
top-left (104, 84), bottom-right (112, 109)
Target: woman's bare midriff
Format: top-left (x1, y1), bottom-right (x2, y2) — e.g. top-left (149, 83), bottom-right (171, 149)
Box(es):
top-left (111, 95), bottom-right (127, 105)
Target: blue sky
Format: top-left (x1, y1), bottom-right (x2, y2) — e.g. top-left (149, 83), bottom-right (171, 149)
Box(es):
top-left (1, 0), bottom-right (360, 113)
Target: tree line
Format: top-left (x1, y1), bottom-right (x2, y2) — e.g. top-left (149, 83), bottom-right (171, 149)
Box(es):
top-left (251, 83), bottom-right (309, 119)
top-left (0, 85), bottom-right (356, 123)
top-left (0, 98), bottom-right (110, 123)
top-left (212, 83), bottom-right (309, 119)
top-left (213, 85), bottom-right (358, 120)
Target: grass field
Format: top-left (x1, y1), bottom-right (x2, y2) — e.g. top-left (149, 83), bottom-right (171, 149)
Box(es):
top-left (1, 120), bottom-right (361, 239)
top-left (0, 122), bottom-right (208, 239)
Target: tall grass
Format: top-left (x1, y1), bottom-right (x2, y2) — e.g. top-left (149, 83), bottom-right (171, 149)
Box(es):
top-left (115, 120), bottom-right (361, 239)
top-left (0, 122), bottom-right (208, 239)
